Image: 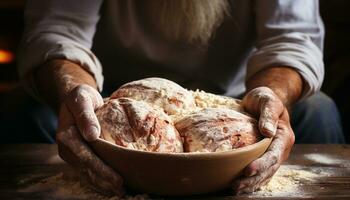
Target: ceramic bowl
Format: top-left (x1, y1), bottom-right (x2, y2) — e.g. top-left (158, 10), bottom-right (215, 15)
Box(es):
top-left (90, 137), bottom-right (272, 196)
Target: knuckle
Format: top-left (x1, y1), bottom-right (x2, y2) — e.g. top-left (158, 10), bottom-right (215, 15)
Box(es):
top-left (56, 126), bottom-right (77, 144)
top-left (70, 85), bottom-right (83, 97)
top-left (74, 84), bottom-right (89, 93)
top-left (249, 158), bottom-right (265, 174)
top-left (69, 85), bottom-right (92, 103)
top-left (260, 94), bottom-right (273, 103)
top-left (267, 165), bottom-right (277, 178)
top-left (259, 151), bottom-right (278, 169)
top-left (76, 90), bottom-right (90, 103)
top-left (270, 153), bottom-right (279, 164)
top-left (271, 164), bottom-right (280, 173)
top-left (247, 162), bottom-right (257, 171)
top-left (65, 90), bottom-right (83, 107)
top-left (56, 131), bottom-right (65, 142)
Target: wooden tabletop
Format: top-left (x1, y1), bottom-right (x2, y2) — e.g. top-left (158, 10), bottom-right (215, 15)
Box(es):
top-left (1, 144), bottom-right (350, 200)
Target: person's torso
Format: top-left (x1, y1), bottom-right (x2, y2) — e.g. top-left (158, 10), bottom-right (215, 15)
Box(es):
top-left (92, 0), bottom-right (256, 97)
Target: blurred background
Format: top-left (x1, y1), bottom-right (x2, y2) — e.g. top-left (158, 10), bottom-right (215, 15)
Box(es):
top-left (0, 0), bottom-right (349, 143)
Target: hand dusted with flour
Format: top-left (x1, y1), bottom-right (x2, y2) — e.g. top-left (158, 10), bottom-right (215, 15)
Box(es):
top-left (234, 85), bottom-right (296, 194)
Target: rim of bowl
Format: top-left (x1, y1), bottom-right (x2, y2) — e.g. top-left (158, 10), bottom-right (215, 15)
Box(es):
top-left (93, 137), bottom-right (272, 158)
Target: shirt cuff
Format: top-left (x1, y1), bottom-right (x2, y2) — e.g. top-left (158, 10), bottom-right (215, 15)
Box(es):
top-left (18, 36), bottom-right (104, 99)
top-left (45, 41), bottom-right (104, 91)
top-left (247, 32), bottom-right (324, 100)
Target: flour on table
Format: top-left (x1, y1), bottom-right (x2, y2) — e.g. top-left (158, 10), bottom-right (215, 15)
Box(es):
top-left (18, 172), bottom-right (149, 200)
top-left (304, 153), bottom-right (345, 165)
top-left (252, 165), bottom-right (329, 197)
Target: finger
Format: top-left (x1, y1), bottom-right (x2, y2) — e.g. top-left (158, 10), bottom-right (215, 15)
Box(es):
top-left (243, 150), bottom-right (279, 177)
top-left (235, 120), bottom-right (291, 194)
top-left (240, 166), bottom-right (277, 194)
top-left (277, 121), bottom-right (295, 161)
top-left (242, 87), bottom-right (284, 137)
top-left (57, 104), bottom-right (75, 133)
top-left (67, 85), bottom-right (103, 141)
top-left (258, 96), bottom-right (283, 137)
top-left (58, 126), bottom-right (124, 195)
top-left (243, 123), bottom-right (290, 177)
top-left (57, 131), bottom-right (81, 167)
top-left (82, 168), bottom-right (125, 196)
top-left (234, 164), bottom-right (279, 194)
top-left (259, 176), bottom-right (272, 189)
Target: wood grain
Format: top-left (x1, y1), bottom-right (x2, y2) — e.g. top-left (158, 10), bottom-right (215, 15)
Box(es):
top-left (0, 144), bottom-right (349, 199)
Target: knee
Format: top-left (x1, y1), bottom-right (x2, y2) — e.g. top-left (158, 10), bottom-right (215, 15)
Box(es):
top-left (298, 92), bottom-right (338, 116)
top-left (291, 92), bottom-right (345, 144)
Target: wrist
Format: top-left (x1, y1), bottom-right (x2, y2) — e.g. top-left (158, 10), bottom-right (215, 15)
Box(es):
top-left (246, 67), bottom-right (303, 107)
top-left (35, 59), bottom-right (98, 112)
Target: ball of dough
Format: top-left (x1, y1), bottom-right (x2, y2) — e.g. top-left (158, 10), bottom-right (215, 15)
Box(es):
top-left (175, 108), bottom-right (261, 152)
top-left (111, 77), bottom-right (196, 116)
top-left (96, 98), bottom-right (183, 153)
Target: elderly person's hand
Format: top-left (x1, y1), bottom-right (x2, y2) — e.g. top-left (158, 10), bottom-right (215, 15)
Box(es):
top-left (232, 86), bottom-right (295, 194)
top-left (56, 84), bottom-right (124, 196)
top-left (34, 59), bottom-right (125, 196)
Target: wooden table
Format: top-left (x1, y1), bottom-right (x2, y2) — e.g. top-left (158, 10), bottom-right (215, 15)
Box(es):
top-left (1, 144), bottom-right (350, 200)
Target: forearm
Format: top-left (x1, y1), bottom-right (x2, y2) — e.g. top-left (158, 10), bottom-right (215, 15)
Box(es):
top-left (34, 59), bottom-right (98, 112)
top-left (246, 67), bottom-right (303, 107)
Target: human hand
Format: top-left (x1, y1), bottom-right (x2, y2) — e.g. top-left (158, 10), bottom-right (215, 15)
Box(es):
top-left (233, 86), bottom-right (295, 194)
top-left (56, 84), bottom-right (124, 196)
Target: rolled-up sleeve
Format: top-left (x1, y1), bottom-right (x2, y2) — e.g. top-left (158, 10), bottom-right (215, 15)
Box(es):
top-left (18, 0), bottom-right (104, 96)
top-left (247, 0), bottom-right (325, 98)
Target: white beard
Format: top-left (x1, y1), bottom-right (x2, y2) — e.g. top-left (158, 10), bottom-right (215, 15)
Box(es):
top-left (146, 0), bottom-right (230, 46)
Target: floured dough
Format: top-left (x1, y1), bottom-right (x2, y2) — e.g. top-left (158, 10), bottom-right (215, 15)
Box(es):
top-left (175, 108), bottom-right (261, 152)
top-left (98, 77), bottom-right (263, 153)
top-left (96, 98), bottom-right (183, 153)
top-left (111, 77), bottom-right (196, 116)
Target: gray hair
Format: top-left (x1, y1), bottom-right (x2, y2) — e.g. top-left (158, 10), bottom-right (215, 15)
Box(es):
top-left (147, 0), bottom-right (230, 46)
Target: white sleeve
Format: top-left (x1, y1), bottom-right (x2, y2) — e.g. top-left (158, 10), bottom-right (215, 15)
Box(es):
top-left (247, 0), bottom-right (325, 99)
top-left (18, 0), bottom-right (104, 97)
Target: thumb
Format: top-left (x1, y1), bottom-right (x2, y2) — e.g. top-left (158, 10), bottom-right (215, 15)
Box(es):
top-left (258, 97), bottom-right (283, 137)
top-left (67, 85), bottom-right (104, 141)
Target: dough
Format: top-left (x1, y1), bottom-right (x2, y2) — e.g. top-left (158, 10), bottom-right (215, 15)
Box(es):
top-left (99, 77), bottom-right (263, 153)
top-left (175, 108), bottom-right (261, 152)
top-left (96, 98), bottom-right (183, 153)
top-left (111, 77), bottom-right (196, 116)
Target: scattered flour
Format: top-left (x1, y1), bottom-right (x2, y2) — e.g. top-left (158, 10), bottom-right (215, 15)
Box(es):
top-left (18, 173), bottom-right (149, 200)
top-left (304, 153), bottom-right (343, 165)
top-left (171, 89), bottom-right (247, 123)
top-left (253, 165), bottom-right (328, 196)
top-left (190, 89), bottom-right (243, 111)
top-left (19, 165), bottom-right (331, 198)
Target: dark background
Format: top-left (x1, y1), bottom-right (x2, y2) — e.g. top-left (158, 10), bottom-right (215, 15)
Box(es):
top-left (0, 0), bottom-right (349, 143)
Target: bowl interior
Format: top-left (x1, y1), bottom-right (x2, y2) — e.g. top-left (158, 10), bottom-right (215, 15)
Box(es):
top-left (90, 137), bottom-right (272, 195)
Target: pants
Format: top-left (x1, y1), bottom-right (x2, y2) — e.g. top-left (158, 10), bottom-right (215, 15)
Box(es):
top-left (0, 90), bottom-right (345, 144)
top-left (291, 92), bottom-right (345, 143)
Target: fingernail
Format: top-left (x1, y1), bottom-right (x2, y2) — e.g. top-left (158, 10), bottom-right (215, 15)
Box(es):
top-left (247, 170), bottom-right (257, 177)
top-left (263, 121), bottom-right (276, 136)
